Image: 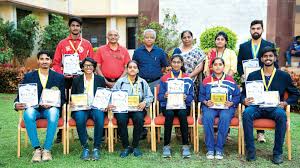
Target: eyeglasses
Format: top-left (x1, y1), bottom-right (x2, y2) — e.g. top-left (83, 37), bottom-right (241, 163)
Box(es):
top-left (171, 61), bottom-right (182, 64)
top-left (83, 64), bottom-right (94, 68)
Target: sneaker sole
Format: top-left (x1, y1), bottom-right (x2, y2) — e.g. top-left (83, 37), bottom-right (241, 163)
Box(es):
top-left (163, 155), bottom-right (172, 158)
top-left (206, 156), bottom-right (214, 160)
top-left (183, 155), bottom-right (191, 159)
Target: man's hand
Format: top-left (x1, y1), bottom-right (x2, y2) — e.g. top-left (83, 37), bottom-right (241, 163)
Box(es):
top-left (64, 74), bottom-right (73, 79)
top-left (15, 103), bottom-right (26, 110)
top-left (291, 50), bottom-right (296, 55)
top-left (105, 81), bottom-right (115, 88)
top-left (108, 104), bottom-right (116, 111)
top-left (164, 92), bottom-right (169, 99)
top-left (138, 102), bottom-right (146, 110)
top-left (243, 97), bottom-right (254, 106)
top-left (279, 101), bottom-right (288, 109)
top-left (41, 105), bottom-right (51, 109)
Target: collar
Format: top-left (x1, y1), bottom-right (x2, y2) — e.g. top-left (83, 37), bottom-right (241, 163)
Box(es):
top-left (211, 72), bottom-right (225, 80)
top-left (141, 44), bottom-right (157, 51)
top-left (67, 34), bottom-right (82, 41)
top-left (84, 73), bottom-right (94, 82)
top-left (106, 43), bottom-right (120, 51)
top-left (171, 69), bottom-right (181, 77)
top-left (125, 75), bottom-right (139, 84)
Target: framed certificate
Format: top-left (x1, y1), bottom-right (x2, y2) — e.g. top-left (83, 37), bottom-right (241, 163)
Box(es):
top-left (18, 83), bottom-right (38, 108)
top-left (111, 90), bottom-right (128, 113)
top-left (39, 88), bottom-right (61, 107)
top-left (167, 78), bottom-right (185, 94)
top-left (91, 87), bottom-right (112, 110)
top-left (71, 94), bottom-right (90, 111)
top-left (260, 91), bottom-right (280, 108)
top-left (166, 93), bottom-right (186, 110)
top-left (63, 54), bottom-right (81, 75)
top-left (210, 86), bottom-right (228, 109)
top-left (127, 95), bottom-right (140, 111)
top-left (245, 80), bottom-right (264, 105)
top-left (243, 59), bottom-right (260, 80)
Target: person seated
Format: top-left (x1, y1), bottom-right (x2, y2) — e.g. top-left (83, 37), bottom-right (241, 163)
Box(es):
top-left (109, 60), bottom-right (154, 158)
top-left (158, 54), bottom-right (194, 158)
top-left (14, 51), bottom-right (65, 162)
top-left (285, 35), bottom-right (300, 66)
top-left (70, 57), bottom-right (106, 161)
top-left (242, 46), bottom-right (300, 164)
top-left (199, 57), bottom-right (240, 160)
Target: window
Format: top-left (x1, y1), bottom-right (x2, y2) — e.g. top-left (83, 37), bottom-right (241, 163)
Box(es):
top-left (16, 8), bottom-right (32, 28)
top-left (126, 18), bottom-right (138, 49)
top-left (82, 18), bottom-right (106, 48)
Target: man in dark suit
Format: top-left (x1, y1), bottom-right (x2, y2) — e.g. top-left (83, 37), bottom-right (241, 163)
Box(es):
top-left (241, 46), bottom-right (300, 164)
top-left (237, 20), bottom-right (275, 143)
top-left (14, 51), bottom-right (65, 162)
top-left (71, 57), bottom-right (106, 161)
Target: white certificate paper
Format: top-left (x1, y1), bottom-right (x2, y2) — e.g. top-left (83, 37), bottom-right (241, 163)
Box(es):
top-left (245, 80), bottom-right (265, 105)
top-left (40, 89), bottom-right (61, 107)
top-left (18, 83), bottom-right (38, 108)
top-left (260, 91), bottom-right (280, 108)
top-left (63, 54), bottom-right (81, 75)
top-left (243, 59), bottom-right (260, 80)
top-left (167, 78), bottom-right (184, 94)
top-left (91, 87), bottom-right (112, 110)
top-left (111, 90), bottom-right (128, 113)
top-left (71, 94), bottom-right (90, 111)
top-left (166, 93), bottom-right (186, 110)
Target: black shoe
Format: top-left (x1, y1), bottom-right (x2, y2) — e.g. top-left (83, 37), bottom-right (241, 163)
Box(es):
top-left (246, 151), bottom-right (256, 162)
top-left (272, 155), bottom-right (283, 164)
top-left (120, 147), bottom-right (133, 158)
top-left (55, 131), bottom-right (62, 144)
top-left (140, 128), bottom-right (148, 140)
top-left (133, 148), bottom-right (143, 157)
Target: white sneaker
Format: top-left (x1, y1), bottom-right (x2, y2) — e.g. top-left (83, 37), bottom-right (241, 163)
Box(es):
top-left (206, 151), bottom-right (214, 160)
top-left (215, 151), bottom-right (223, 160)
top-left (257, 133), bottom-right (266, 143)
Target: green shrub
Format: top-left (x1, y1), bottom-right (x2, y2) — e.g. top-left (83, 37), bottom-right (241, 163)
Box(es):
top-left (199, 26), bottom-right (238, 50)
top-left (39, 14), bottom-right (69, 56)
top-left (0, 67), bottom-right (24, 93)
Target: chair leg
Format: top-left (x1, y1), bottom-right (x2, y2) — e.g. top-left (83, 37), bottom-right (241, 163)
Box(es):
top-left (62, 128), bottom-right (66, 154)
top-left (110, 127), bottom-right (114, 152)
top-left (71, 129), bottom-right (75, 143)
top-left (147, 127), bottom-right (151, 144)
top-left (114, 128), bottom-right (118, 144)
top-left (287, 129), bottom-right (292, 160)
top-left (67, 127), bottom-right (70, 154)
top-left (238, 127), bottom-right (241, 155)
top-left (151, 125), bottom-right (156, 152)
top-left (157, 128), bottom-right (161, 144)
top-left (193, 126), bottom-right (197, 153)
top-left (241, 127), bottom-right (245, 155)
top-left (104, 129), bottom-right (108, 144)
top-left (17, 128), bottom-right (21, 158)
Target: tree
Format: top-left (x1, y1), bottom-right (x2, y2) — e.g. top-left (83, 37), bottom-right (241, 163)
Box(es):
top-left (39, 14), bottom-right (69, 56)
top-left (0, 18), bottom-right (14, 64)
top-left (137, 10), bottom-right (180, 57)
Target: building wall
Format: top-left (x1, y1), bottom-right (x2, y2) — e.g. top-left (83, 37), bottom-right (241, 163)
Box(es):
top-left (0, 4), bottom-right (16, 22)
top-left (159, 0), bottom-right (268, 48)
top-left (295, 0), bottom-right (300, 35)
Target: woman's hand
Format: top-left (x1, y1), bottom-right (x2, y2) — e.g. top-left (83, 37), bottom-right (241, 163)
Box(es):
top-left (224, 101), bottom-right (234, 108)
top-left (205, 100), bottom-right (214, 107)
top-left (107, 104), bottom-right (116, 111)
top-left (15, 103), bottom-right (26, 110)
top-left (243, 97), bottom-right (254, 106)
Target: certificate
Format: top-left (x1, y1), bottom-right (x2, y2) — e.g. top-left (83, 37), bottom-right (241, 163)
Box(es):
top-left (128, 95), bottom-right (140, 111)
top-left (63, 54), bottom-right (81, 75)
top-left (260, 91), bottom-right (280, 108)
top-left (39, 88), bottom-right (61, 107)
top-left (166, 93), bottom-right (186, 110)
top-left (91, 87), bottom-right (112, 110)
top-left (243, 59), bottom-right (260, 80)
top-left (210, 86), bottom-right (228, 109)
top-left (18, 83), bottom-right (38, 108)
top-left (71, 94), bottom-right (90, 111)
top-left (111, 90), bottom-right (128, 113)
top-left (245, 80), bottom-right (264, 105)
top-left (167, 78), bottom-right (184, 94)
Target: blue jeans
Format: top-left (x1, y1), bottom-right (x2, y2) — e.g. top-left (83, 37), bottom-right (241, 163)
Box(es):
top-left (202, 106), bottom-right (235, 153)
top-left (242, 106), bottom-right (287, 156)
top-left (71, 109), bottom-right (105, 149)
top-left (114, 111), bottom-right (144, 148)
top-left (23, 107), bottom-right (60, 150)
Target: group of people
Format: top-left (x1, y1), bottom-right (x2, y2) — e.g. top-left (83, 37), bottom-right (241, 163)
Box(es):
top-left (14, 17), bottom-right (299, 165)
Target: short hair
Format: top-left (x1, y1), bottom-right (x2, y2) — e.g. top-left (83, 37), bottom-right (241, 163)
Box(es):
top-left (68, 16), bottom-right (82, 26)
top-left (250, 20), bottom-right (263, 29)
top-left (212, 57), bottom-right (225, 65)
top-left (181, 30), bottom-right (193, 39)
top-left (37, 51), bottom-right (52, 59)
top-left (215, 31), bottom-right (228, 42)
top-left (126, 60), bottom-right (139, 69)
top-left (143, 29), bottom-right (156, 39)
top-left (261, 46), bottom-right (277, 57)
top-left (80, 57), bottom-right (97, 70)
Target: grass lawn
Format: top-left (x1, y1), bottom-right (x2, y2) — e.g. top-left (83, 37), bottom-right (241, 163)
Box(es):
top-left (0, 93), bottom-right (299, 168)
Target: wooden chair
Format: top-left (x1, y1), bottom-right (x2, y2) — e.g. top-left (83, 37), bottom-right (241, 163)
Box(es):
top-left (241, 105), bottom-right (292, 160)
top-left (17, 104), bottom-right (66, 158)
top-left (109, 106), bottom-right (153, 152)
top-left (151, 86), bottom-right (197, 152)
top-left (66, 105), bottom-right (112, 153)
top-left (195, 103), bottom-right (242, 154)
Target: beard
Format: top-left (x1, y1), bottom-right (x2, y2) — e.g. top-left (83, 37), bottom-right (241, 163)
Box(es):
top-left (264, 60), bottom-right (274, 67)
top-left (251, 32), bottom-right (262, 40)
